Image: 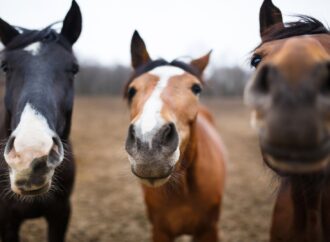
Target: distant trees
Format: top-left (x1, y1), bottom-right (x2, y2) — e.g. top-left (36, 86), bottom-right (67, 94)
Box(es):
top-left (0, 64), bottom-right (251, 97)
top-left (75, 64), bottom-right (131, 96)
top-left (75, 64), bottom-right (251, 97)
top-left (205, 66), bottom-right (251, 96)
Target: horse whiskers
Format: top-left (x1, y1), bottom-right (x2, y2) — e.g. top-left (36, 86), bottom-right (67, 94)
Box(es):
top-left (51, 174), bottom-right (67, 195)
top-left (0, 169), bottom-right (65, 203)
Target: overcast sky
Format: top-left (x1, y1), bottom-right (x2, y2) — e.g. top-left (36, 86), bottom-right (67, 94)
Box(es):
top-left (0, 0), bottom-right (329, 69)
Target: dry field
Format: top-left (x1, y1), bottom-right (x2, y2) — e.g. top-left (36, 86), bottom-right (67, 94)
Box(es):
top-left (18, 97), bottom-right (278, 242)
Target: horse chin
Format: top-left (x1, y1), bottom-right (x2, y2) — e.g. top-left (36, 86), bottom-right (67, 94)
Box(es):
top-left (11, 181), bottom-right (51, 197)
top-left (263, 153), bottom-right (330, 175)
top-left (139, 176), bottom-right (171, 188)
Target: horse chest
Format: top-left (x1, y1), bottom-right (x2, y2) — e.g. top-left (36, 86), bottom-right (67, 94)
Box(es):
top-left (0, 199), bottom-right (44, 219)
top-left (145, 192), bottom-right (214, 235)
top-left (164, 203), bottom-right (202, 234)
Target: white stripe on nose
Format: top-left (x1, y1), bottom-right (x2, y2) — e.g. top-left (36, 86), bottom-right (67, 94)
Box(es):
top-left (134, 66), bottom-right (183, 142)
top-left (4, 103), bottom-right (55, 171)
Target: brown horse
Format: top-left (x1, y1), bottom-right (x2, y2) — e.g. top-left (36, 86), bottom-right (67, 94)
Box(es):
top-left (245, 0), bottom-right (330, 241)
top-left (124, 31), bottom-right (226, 242)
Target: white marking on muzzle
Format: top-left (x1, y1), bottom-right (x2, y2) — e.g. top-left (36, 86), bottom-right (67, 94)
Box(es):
top-left (23, 42), bottom-right (41, 56)
top-left (134, 66), bottom-right (184, 144)
top-left (4, 103), bottom-right (55, 171)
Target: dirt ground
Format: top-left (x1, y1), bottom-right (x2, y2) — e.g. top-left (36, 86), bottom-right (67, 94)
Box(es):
top-left (19, 97), bottom-right (278, 242)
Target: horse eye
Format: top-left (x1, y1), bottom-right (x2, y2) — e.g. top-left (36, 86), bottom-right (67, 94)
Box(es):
top-left (127, 87), bottom-right (137, 101)
top-left (1, 61), bottom-right (8, 73)
top-left (251, 54), bottom-right (262, 68)
top-left (71, 64), bottom-right (79, 75)
top-left (191, 84), bottom-right (202, 95)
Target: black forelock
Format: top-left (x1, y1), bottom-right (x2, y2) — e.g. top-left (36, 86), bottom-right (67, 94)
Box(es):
top-left (3, 24), bottom-right (72, 52)
top-left (262, 15), bottom-right (330, 44)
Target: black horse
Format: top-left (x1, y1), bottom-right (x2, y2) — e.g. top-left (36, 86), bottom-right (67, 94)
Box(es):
top-left (0, 1), bottom-right (81, 242)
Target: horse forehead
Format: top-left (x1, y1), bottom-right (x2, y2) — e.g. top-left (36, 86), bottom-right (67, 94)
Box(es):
top-left (262, 36), bottom-right (329, 82)
top-left (134, 66), bottom-right (185, 97)
top-left (273, 36), bottom-right (329, 64)
top-left (23, 41), bottom-right (42, 56)
top-left (149, 66), bottom-right (185, 83)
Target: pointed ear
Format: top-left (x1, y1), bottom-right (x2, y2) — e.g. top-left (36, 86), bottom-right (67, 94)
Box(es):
top-left (131, 30), bottom-right (151, 69)
top-left (190, 50), bottom-right (212, 75)
top-left (61, 0), bottom-right (82, 45)
top-left (259, 0), bottom-right (284, 38)
top-left (0, 18), bottom-right (19, 46)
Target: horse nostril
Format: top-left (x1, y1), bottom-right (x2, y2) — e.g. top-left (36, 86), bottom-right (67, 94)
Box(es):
top-left (32, 156), bottom-right (48, 173)
top-left (4, 136), bottom-right (15, 154)
top-left (126, 124), bottom-right (137, 151)
top-left (161, 123), bottom-right (176, 144)
top-left (48, 136), bottom-right (64, 165)
top-left (158, 123), bottom-right (179, 153)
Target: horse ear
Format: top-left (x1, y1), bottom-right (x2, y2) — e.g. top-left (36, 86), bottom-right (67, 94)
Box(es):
top-left (61, 0), bottom-right (82, 45)
top-left (0, 18), bottom-right (19, 46)
top-left (131, 30), bottom-right (151, 69)
top-left (259, 0), bottom-right (284, 38)
top-left (190, 50), bottom-right (212, 75)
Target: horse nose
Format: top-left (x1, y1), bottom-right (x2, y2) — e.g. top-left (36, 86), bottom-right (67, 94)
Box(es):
top-left (4, 134), bottom-right (64, 169)
top-left (126, 122), bottom-right (179, 154)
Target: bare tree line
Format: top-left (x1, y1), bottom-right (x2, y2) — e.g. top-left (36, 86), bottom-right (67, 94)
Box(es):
top-left (0, 64), bottom-right (250, 97)
top-left (75, 64), bottom-right (251, 97)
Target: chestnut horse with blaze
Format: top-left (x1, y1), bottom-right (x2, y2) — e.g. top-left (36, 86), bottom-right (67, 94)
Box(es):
top-left (245, 0), bottom-right (330, 241)
top-left (124, 31), bottom-right (226, 242)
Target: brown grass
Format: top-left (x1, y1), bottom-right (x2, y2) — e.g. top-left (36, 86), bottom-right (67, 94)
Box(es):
top-left (19, 97), bottom-right (276, 242)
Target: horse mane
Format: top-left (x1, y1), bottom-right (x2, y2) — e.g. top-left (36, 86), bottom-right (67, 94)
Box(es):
top-left (3, 23), bottom-right (71, 52)
top-left (123, 58), bottom-right (201, 99)
top-left (262, 15), bottom-right (330, 43)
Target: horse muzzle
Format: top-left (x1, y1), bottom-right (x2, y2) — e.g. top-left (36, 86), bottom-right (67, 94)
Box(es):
top-left (4, 135), bottom-right (64, 196)
top-left (261, 139), bottom-right (330, 175)
top-left (125, 122), bottom-right (180, 187)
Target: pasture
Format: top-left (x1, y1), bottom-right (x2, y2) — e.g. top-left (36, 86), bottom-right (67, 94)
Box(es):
top-left (18, 97), bottom-right (275, 242)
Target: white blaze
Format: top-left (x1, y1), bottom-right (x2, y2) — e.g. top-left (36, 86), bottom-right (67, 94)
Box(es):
top-left (4, 103), bottom-right (54, 171)
top-left (23, 42), bottom-right (41, 56)
top-left (135, 66), bottom-right (184, 139)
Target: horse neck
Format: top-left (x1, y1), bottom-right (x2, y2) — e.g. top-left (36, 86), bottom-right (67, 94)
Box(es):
top-left (288, 176), bottom-right (326, 239)
top-left (181, 121), bottom-right (199, 170)
top-left (181, 106), bottom-right (216, 170)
